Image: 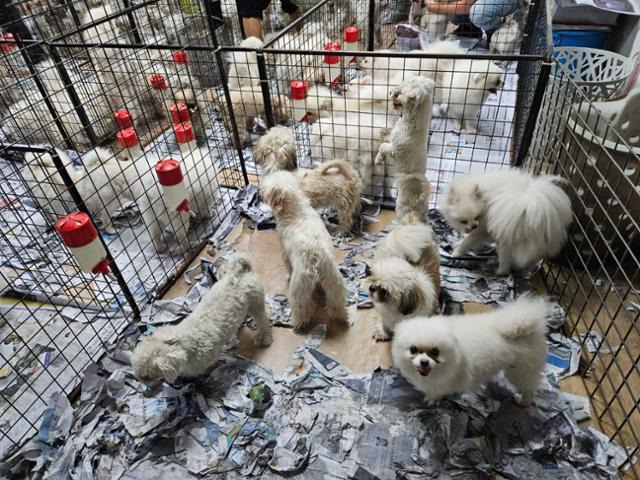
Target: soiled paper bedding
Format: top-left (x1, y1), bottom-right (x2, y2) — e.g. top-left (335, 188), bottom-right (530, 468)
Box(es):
top-left (1, 195), bottom-right (629, 479)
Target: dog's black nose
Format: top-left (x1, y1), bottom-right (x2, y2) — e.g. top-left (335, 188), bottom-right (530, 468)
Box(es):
top-left (420, 359), bottom-right (429, 367)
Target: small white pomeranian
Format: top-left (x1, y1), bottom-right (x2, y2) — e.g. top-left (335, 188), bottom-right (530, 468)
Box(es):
top-left (392, 295), bottom-right (549, 406)
top-left (440, 169), bottom-right (572, 275)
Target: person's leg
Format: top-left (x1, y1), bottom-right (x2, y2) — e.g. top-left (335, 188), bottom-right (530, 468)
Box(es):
top-left (236, 0), bottom-right (270, 39)
top-left (281, 0), bottom-right (302, 30)
top-left (468, 0), bottom-right (521, 32)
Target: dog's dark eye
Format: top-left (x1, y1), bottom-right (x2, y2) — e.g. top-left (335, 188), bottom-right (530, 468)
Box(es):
top-left (378, 288), bottom-right (389, 302)
top-left (429, 348), bottom-right (440, 357)
top-left (460, 220), bottom-right (467, 225)
top-left (473, 216), bottom-right (479, 221)
top-left (409, 345), bottom-right (418, 355)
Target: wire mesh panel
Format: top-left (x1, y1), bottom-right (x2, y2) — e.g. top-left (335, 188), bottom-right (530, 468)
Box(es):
top-left (220, 0), bottom-right (550, 205)
top-left (0, 0), bottom-right (249, 458)
top-left (527, 63), bottom-right (640, 477)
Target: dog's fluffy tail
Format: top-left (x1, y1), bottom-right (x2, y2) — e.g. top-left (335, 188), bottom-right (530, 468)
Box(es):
top-left (496, 295), bottom-right (549, 340)
top-left (317, 159), bottom-right (357, 179)
top-left (228, 252), bottom-right (253, 275)
top-left (487, 173), bottom-right (572, 268)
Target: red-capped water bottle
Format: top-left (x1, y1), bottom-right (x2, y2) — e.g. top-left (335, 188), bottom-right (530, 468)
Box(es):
top-left (116, 127), bottom-right (143, 162)
top-left (169, 102), bottom-right (190, 124)
top-left (55, 212), bottom-right (110, 274)
top-left (173, 122), bottom-right (197, 156)
top-left (290, 80), bottom-right (309, 122)
top-left (323, 42), bottom-right (342, 86)
top-left (343, 27), bottom-right (360, 63)
top-left (155, 158), bottom-right (191, 214)
top-left (114, 109), bottom-right (133, 129)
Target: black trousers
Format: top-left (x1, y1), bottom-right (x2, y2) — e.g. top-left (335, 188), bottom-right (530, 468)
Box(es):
top-left (235, 0), bottom-right (299, 19)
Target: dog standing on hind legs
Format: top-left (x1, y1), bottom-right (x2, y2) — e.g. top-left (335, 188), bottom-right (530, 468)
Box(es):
top-left (261, 171), bottom-right (349, 332)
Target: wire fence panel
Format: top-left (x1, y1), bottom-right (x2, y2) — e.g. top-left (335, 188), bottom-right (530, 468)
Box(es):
top-left (0, 0), bottom-right (248, 458)
top-left (527, 63), bottom-right (640, 477)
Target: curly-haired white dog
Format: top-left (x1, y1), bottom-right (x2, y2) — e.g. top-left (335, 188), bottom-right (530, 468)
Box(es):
top-left (368, 257), bottom-right (438, 341)
top-left (440, 169), bottom-right (572, 275)
top-left (375, 76), bottom-right (434, 176)
top-left (395, 173), bottom-right (431, 222)
top-left (255, 126), bottom-right (362, 234)
top-left (262, 171), bottom-right (349, 332)
top-left (227, 36), bottom-right (263, 89)
top-left (392, 295), bottom-right (549, 406)
top-left (132, 253), bottom-right (272, 385)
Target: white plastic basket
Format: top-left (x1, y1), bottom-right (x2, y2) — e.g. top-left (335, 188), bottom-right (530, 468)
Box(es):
top-left (552, 47), bottom-right (633, 101)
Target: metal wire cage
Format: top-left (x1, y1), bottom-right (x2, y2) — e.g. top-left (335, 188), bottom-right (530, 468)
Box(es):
top-left (218, 0), bottom-right (552, 203)
top-left (527, 63), bottom-right (640, 476)
top-left (0, 0), bottom-right (249, 459)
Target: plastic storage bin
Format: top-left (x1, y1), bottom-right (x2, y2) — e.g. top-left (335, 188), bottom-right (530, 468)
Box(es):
top-left (552, 28), bottom-right (608, 48)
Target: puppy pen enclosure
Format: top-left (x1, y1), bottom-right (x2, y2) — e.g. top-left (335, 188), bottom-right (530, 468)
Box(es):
top-left (527, 63), bottom-right (640, 477)
top-left (0, 0), bottom-right (247, 459)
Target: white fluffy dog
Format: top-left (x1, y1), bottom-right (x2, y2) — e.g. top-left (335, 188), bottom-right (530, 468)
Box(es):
top-left (440, 169), bottom-right (572, 275)
top-left (369, 257), bottom-right (438, 341)
top-left (437, 58), bottom-right (504, 133)
top-left (392, 295), bottom-right (549, 406)
top-left (375, 76), bottom-right (434, 176)
top-left (261, 171), bottom-right (349, 332)
top-left (23, 148), bottom-right (130, 233)
top-left (306, 81), bottom-right (398, 121)
top-left (309, 112), bottom-right (394, 193)
top-left (394, 173), bottom-right (431, 221)
top-left (227, 36), bottom-right (263, 89)
top-left (133, 146), bottom-right (220, 252)
top-left (132, 253), bottom-right (273, 385)
top-left (254, 126), bottom-right (362, 234)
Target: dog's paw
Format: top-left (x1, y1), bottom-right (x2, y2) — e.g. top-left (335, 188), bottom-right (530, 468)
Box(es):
top-left (424, 395), bottom-right (440, 407)
top-left (495, 265), bottom-right (511, 276)
top-left (372, 326), bottom-right (391, 342)
top-left (514, 392), bottom-right (532, 406)
top-left (254, 333), bottom-right (273, 347)
top-left (451, 246), bottom-right (465, 258)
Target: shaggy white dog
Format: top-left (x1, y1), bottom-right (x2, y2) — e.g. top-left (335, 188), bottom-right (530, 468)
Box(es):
top-left (392, 296), bottom-right (549, 405)
top-left (440, 169), bottom-right (573, 275)
top-left (262, 171), bottom-right (349, 332)
top-left (132, 253), bottom-right (272, 385)
top-left (254, 126), bottom-right (362, 234)
top-left (369, 257), bottom-right (438, 341)
top-left (394, 173), bottom-right (431, 221)
top-left (375, 76), bottom-right (434, 176)
top-left (227, 36), bottom-right (263, 89)
top-left (23, 147), bottom-right (130, 233)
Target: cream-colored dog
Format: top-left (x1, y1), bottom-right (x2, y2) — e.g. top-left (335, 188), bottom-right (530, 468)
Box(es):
top-left (227, 36), bottom-right (263, 89)
top-left (254, 126), bottom-right (362, 234)
top-left (132, 253), bottom-right (272, 385)
top-left (375, 76), bottom-right (434, 175)
top-left (394, 173), bottom-right (431, 221)
top-left (261, 171), bottom-right (349, 332)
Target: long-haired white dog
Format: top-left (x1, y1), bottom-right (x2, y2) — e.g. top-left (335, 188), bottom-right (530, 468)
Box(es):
top-left (254, 126), bottom-right (362, 234)
top-left (132, 253), bottom-right (273, 385)
top-left (394, 173), bottom-right (431, 222)
top-left (261, 171), bottom-right (348, 332)
top-left (375, 76), bottom-right (434, 176)
top-left (440, 169), bottom-right (572, 275)
top-left (23, 147), bottom-right (130, 233)
top-left (369, 257), bottom-right (438, 341)
top-left (227, 36), bottom-right (263, 89)
top-left (392, 295), bottom-right (549, 406)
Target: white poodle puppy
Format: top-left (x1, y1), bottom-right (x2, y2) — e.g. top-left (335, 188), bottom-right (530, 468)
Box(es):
top-left (254, 127), bottom-right (362, 234)
top-left (23, 147), bottom-right (130, 233)
top-left (375, 76), bottom-right (434, 176)
top-left (392, 295), bottom-right (549, 405)
top-left (394, 173), bottom-right (431, 221)
top-left (369, 257), bottom-right (438, 341)
top-left (132, 253), bottom-right (273, 385)
top-left (227, 36), bottom-right (263, 89)
top-left (440, 169), bottom-right (572, 275)
top-left (261, 171), bottom-right (349, 332)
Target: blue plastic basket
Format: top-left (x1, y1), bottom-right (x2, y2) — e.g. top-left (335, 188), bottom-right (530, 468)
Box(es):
top-left (552, 29), bottom-right (608, 48)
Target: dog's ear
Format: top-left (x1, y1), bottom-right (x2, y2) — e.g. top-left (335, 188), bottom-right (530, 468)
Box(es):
top-left (473, 184), bottom-right (482, 200)
top-left (277, 147), bottom-right (297, 171)
top-left (399, 284), bottom-right (424, 316)
top-left (262, 184), bottom-right (292, 211)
